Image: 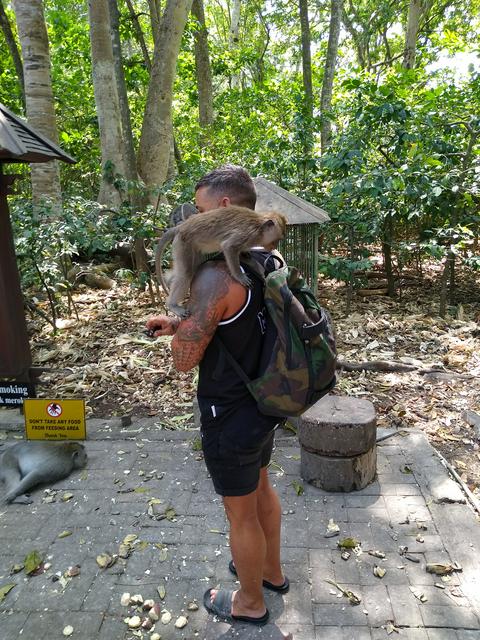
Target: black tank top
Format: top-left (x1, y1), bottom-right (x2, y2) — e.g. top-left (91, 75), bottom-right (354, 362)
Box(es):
top-left (197, 257), bottom-right (267, 406)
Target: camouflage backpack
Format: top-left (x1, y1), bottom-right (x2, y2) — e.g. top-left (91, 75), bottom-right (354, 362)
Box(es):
top-left (215, 252), bottom-right (337, 417)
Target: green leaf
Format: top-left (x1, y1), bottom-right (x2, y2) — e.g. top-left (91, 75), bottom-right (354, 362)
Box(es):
top-left (0, 584), bottom-right (15, 603)
top-left (24, 550), bottom-right (43, 575)
top-left (291, 480), bottom-right (304, 496)
top-left (338, 537), bottom-right (360, 549)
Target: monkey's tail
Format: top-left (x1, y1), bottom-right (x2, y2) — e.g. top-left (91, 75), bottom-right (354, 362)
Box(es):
top-left (155, 228), bottom-right (176, 294)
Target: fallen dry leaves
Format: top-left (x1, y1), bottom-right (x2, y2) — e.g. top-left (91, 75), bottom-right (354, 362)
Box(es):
top-left (24, 261), bottom-right (480, 500)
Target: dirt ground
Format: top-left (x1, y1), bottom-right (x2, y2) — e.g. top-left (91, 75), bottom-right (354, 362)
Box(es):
top-left (21, 261), bottom-right (480, 502)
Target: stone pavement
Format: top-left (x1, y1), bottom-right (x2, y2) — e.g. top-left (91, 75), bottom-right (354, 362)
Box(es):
top-left (0, 410), bottom-right (479, 640)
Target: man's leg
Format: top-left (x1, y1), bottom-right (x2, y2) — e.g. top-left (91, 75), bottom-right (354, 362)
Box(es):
top-left (256, 466), bottom-right (285, 586)
top-left (209, 489), bottom-right (267, 618)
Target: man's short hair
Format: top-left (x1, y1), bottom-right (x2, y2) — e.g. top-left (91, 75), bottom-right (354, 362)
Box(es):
top-left (195, 164), bottom-right (256, 209)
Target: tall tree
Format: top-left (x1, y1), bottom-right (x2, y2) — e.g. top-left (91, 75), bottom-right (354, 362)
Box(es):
top-left (229, 0), bottom-right (241, 88)
top-left (403, 0), bottom-right (424, 68)
top-left (12, 0), bottom-right (62, 208)
top-left (0, 0), bottom-right (24, 108)
top-left (137, 0), bottom-right (193, 192)
top-left (320, 0), bottom-right (342, 153)
top-left (192, 0), bottom-right (214, 130)
top-left (299, 0), bottom-right (313, 120)
top-left (88, 0), bottom-right (128, 206)
top-left (108, 0), bottom-right (137, 181)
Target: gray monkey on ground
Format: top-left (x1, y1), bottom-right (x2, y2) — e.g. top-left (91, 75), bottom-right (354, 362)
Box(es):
top-left (0, 441), bottom-right (87, 504)
top-left (157, 205), bottom-right (287, 318)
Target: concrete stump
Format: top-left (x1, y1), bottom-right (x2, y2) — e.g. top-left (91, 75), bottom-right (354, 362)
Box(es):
top-left (297, 395), bottom-right (377, 492)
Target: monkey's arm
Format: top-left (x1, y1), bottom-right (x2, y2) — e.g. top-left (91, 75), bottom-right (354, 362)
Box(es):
top-left (171, 262), bottom-right (246, 372)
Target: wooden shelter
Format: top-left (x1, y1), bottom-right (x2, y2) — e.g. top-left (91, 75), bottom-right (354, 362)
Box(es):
top-left (254, 177), bottom-right (330, 293)
top-left (0, 102), bottom-right (75, 381)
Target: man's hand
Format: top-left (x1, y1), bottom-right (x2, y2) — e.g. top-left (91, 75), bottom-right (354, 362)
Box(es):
top-left (146, 315), bottom-right (180, 337)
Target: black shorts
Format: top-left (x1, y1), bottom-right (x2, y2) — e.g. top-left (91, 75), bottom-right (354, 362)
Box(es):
top-left (198, 396), bottom-right (278, 497)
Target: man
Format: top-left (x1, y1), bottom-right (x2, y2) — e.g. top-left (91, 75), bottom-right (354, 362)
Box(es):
top-left (146, 165), bottom-right (288, 626)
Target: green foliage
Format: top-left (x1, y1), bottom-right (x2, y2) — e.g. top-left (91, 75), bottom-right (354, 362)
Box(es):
top-left (2, 0), bottom-right (479, 299)
top-left (318, 68), bottom-right (480, 281)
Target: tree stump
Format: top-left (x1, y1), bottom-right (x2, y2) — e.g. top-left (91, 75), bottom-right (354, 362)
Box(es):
top-left (297, 395), bottom-right (377, 492)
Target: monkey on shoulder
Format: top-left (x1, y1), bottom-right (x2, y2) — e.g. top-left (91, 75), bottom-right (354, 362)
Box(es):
top-left (0, 441), bottom-right (87, 504)
top-left (160, 205), bottom-right (287, 318)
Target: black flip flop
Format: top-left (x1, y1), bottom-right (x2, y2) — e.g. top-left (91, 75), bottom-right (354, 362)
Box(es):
top-left (203, 588), bottom-right (270, 625)
top-left (228, 559), bottom-right (290, 594)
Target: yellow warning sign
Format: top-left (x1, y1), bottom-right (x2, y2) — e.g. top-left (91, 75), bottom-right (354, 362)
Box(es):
top-left (24, 399), bottom-right (86, 441)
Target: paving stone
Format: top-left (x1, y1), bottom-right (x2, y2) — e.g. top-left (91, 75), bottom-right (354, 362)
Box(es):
top-left (358, 559), bottom-right (410, 586)
top-left (339, 628), bottom-right (372, 640)
top-left (264, 624), bottom-right (316, 640)
top-left (378, 483), bottom-right (423, 496)
top-left (311, 571), bottom-right (344, 603)
top-left (96, 614), bottom-right (131, 639)
top-left (313, 602), bottom-right (369, 626)
top-left (315, 627), bottom-right (373, 640)
top-left (457, 632), bottom-right (480, 639)
top-left (344, 495), bottom-right (387, 509)
top-left (274, 581), bottom-right (314, 624)
top-left (347, 507), bottom-right (387, 523)
top-left (387, 584), bottom-right (424, 626)
top-left (0, 611), bottom-right (29, 638)
top-left (361, 583), bottom-right (395, 626)
top-left (315, 627), bottom-right (344, 640)
top-left (16, 611), bottom-right (104, 639)
top-left (371, 630), bottom-right (429, 640)
top-left (12, 569), bottom-right (96, 612)
top-left (427, 629), bottom-right (459, 639)
top-left (81, 572), bottom-right (118, 612)
top-left (332, 555), bottom-right (363, 584)
top-left (421, 605), bottom-right (480, 629)
top-left (310, 548), bottom-right (337, 570)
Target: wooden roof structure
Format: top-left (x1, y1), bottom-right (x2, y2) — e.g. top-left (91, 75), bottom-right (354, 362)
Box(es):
top-left (253, 176), bottom-right (329, 225)
top-left (0, 103), bottom-right (75, 382)
top-left (0, 102), bottom-right (75, 164)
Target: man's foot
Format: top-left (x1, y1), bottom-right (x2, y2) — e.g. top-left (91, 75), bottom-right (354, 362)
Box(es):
top-left (203, 588), bottom-right (269, 625)
top-left (228, 560), bottom-right (290, 594)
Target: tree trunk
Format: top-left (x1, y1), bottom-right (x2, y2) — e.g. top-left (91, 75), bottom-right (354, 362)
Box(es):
top-left (298, 0), bottom-right (313, 120)
top-left (403, 0), bottom-right (423, 68)
top-left (229, 0), bottom-right (241, 88)
top-left (342, 6), bottom-right (366, 68)
top-left (108, 0), bottom-right (137, 182)
top-left (12, 0), bottom-right (62, 209)
top-left (320, 0), bottom-right (342, 153)
top-left (192, 0), bottom-right (214, 130)
top-left (0, 0), bottom-right (25, 108)
top-left (439, 254), bottom-right (450, 317)
top-left (148, 0), bottom-right (161, 44)
top-left (382, 215), bottom-right (396, 297)
top-left (137, 0), bottom-right (193, 193)
top-left (125, 0), bottom-right (152, 71)
top-left (88, 0), bottom-right (128, 207)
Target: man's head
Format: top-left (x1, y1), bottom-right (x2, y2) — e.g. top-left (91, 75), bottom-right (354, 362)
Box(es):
top-left (195, 164), bottom-right (256, 213)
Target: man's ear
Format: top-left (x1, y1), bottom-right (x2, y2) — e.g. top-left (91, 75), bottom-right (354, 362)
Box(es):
top-left (220, 196), bottom-right (231, 207)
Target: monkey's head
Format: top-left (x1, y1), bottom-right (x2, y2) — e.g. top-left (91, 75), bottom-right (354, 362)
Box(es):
top-left (69, 443), bottom-right (87, 469)
top-left (260, 211), bottom-right (288, 249)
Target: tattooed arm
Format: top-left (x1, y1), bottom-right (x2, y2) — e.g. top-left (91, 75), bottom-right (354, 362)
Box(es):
top-left (171, 261), bottom-right (247, 372)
